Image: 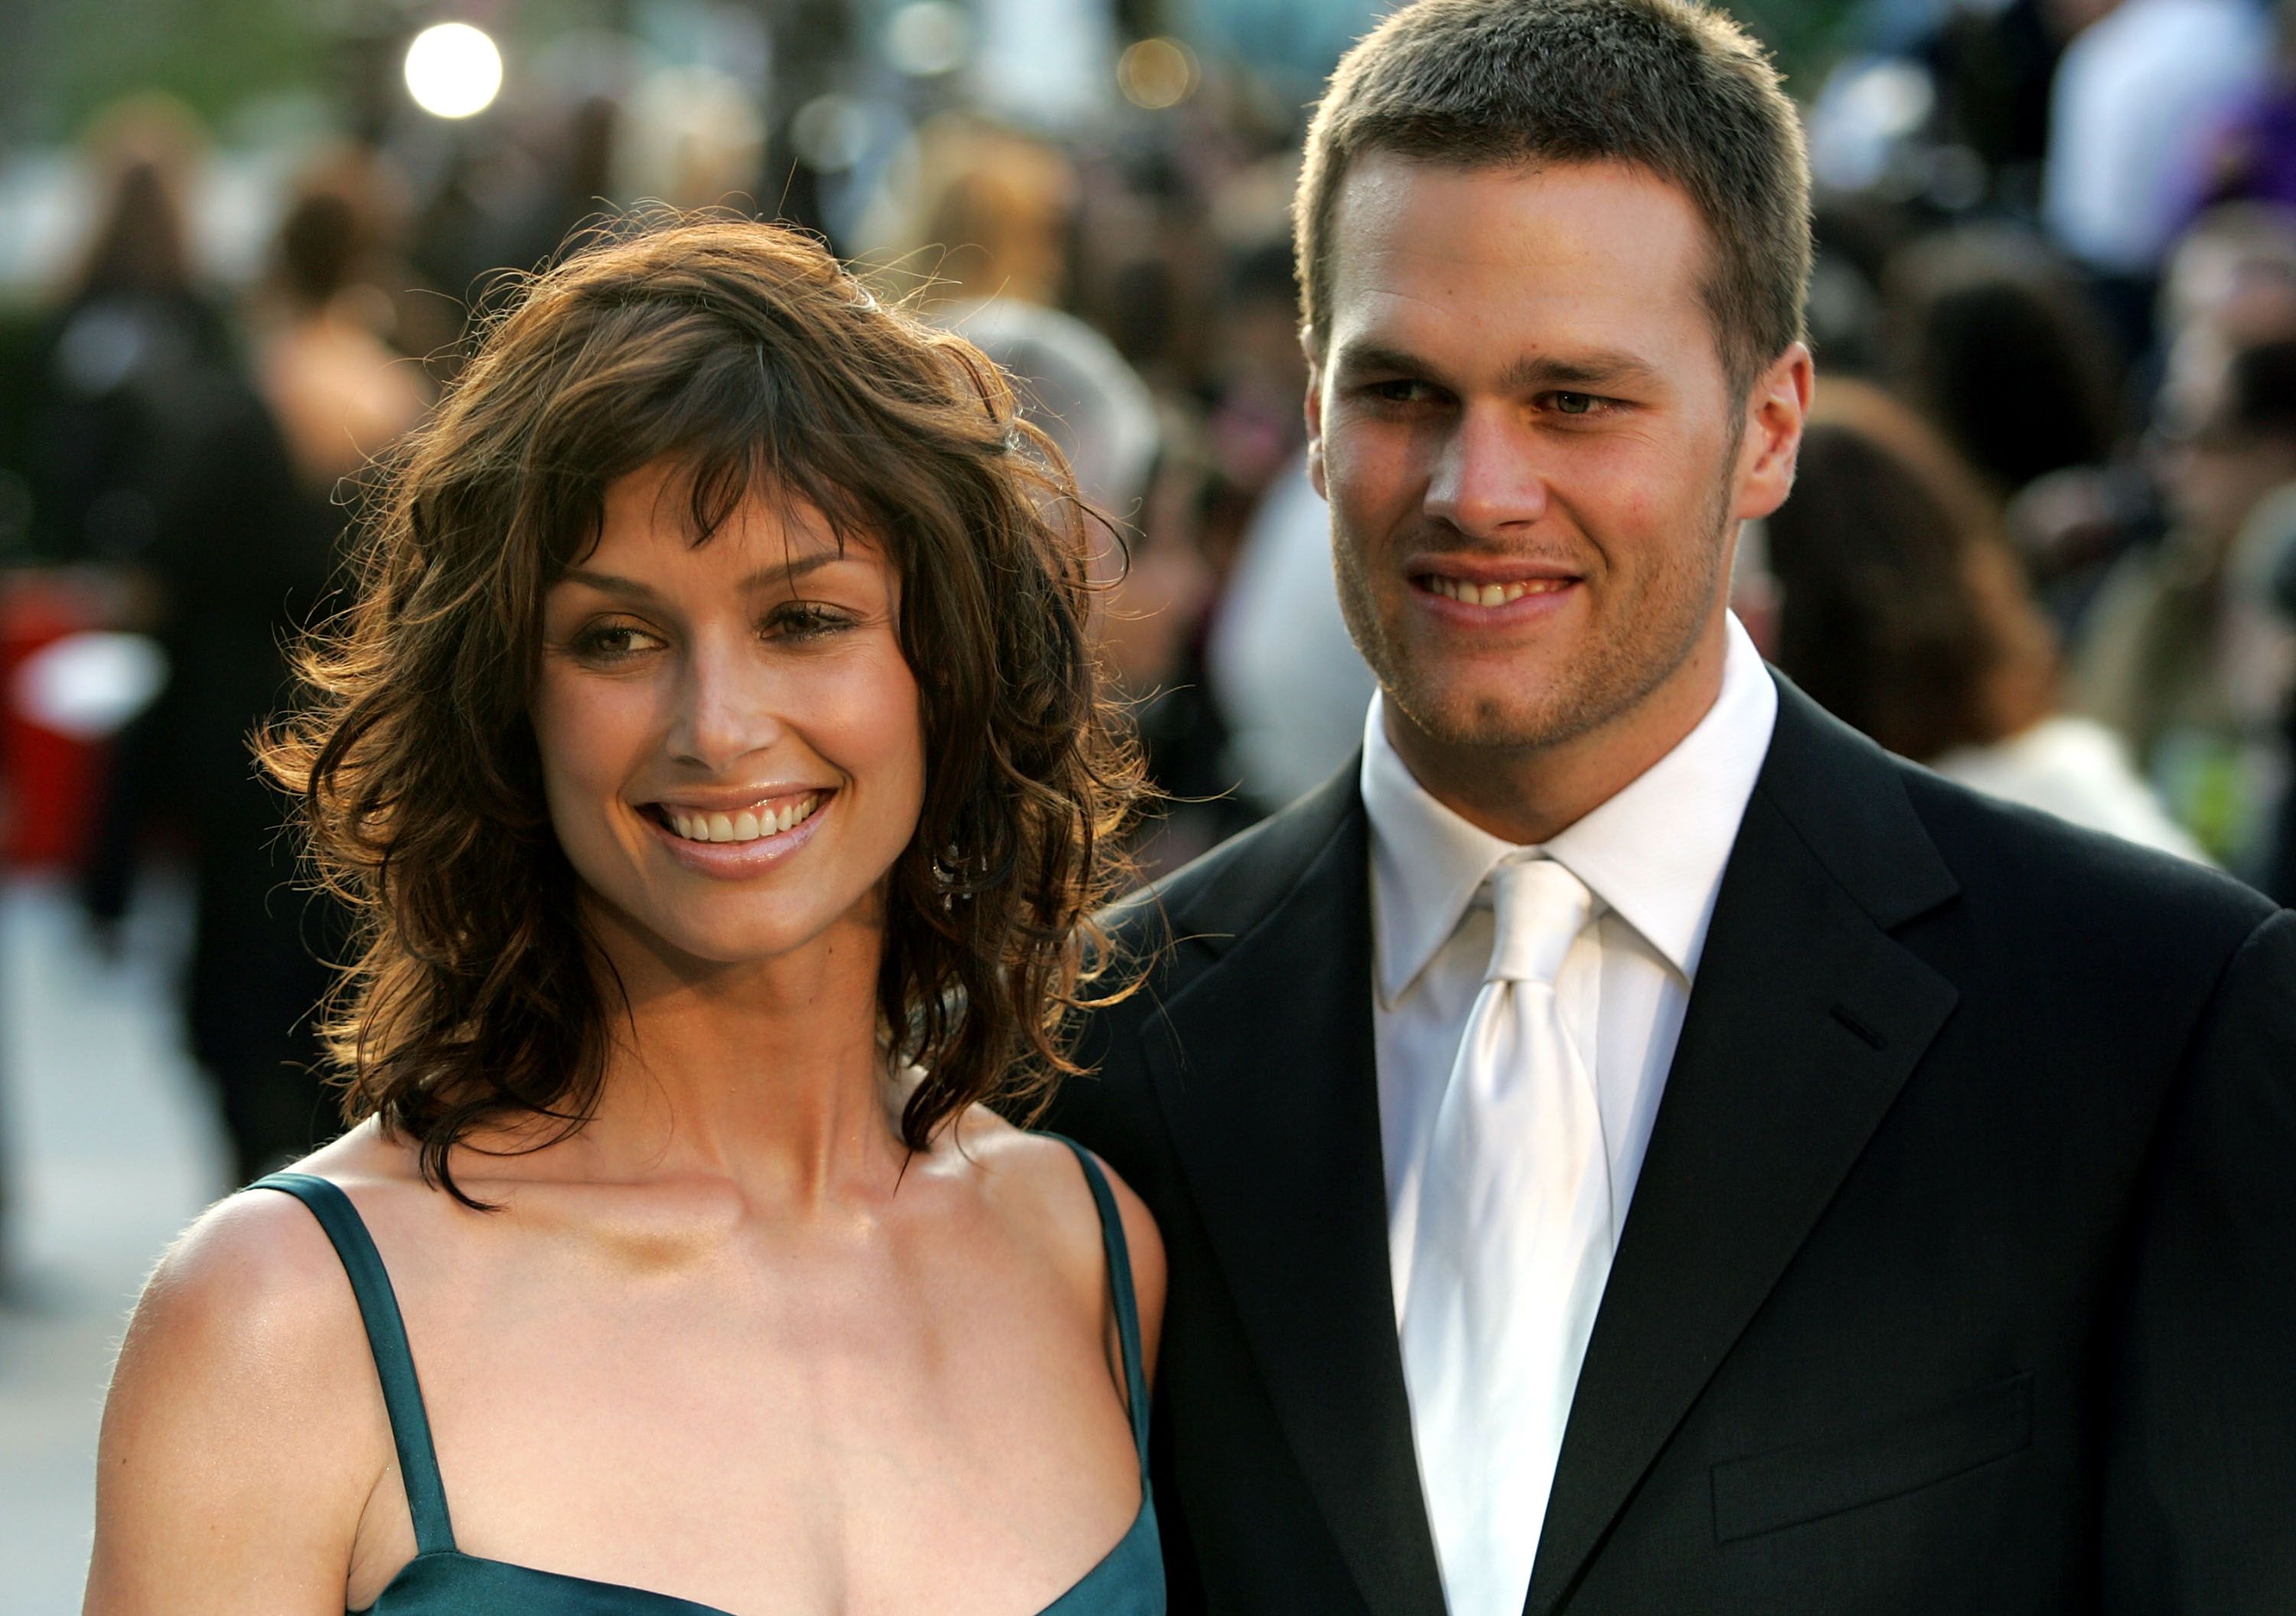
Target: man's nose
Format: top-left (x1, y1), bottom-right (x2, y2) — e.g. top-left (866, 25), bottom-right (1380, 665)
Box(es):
top-left (1424, 405), bottom-right (1551, 537)
top-left (667, 639), bottom-right (784, 772)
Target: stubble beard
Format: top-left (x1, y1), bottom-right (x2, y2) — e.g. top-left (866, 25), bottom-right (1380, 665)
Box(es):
top-left (1331, 455), bottom-right (1740, 762)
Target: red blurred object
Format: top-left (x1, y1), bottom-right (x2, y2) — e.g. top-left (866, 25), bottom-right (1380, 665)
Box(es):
top-left (0, 569), bottom-right (119, 869)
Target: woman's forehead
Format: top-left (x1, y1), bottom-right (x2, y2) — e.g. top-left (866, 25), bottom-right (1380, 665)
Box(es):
top-left (591, 459), bottom-right (882, 563)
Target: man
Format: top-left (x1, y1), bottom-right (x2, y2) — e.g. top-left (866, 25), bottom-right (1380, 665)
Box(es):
top-left (1048, 2), bottom-right (2296, 1611)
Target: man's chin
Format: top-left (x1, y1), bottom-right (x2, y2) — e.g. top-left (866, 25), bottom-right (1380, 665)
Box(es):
top-left (1386, 681), bottom-right (1591, 757)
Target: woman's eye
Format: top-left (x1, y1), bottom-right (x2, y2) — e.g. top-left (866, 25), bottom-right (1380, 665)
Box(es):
top-left (765, 602), bottom-right (855, 639)
top-left (570, 623), bottom-right (661, 663)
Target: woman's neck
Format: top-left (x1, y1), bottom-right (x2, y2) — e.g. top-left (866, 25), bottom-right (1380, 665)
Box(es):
top-left (566, 906), bottom-right (908, 1208)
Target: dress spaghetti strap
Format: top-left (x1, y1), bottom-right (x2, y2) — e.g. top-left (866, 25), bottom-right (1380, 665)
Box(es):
top-left (1043, 1138), bottom-right (1151, 1467)
top-left (253, 1172), bottom-right (456, 1556)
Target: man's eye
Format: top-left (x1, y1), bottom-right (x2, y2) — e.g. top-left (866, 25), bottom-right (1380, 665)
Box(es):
top-left (1368, 379), bottom-right (1442, 405)
top-left (1551, 391), bottom-right (1602, 416)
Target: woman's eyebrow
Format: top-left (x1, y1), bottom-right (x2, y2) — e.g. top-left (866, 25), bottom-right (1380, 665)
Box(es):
top-left (559, 552), bottom-right (843, 600)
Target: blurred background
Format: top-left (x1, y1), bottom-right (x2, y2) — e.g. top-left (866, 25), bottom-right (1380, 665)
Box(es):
top-left (4, 0), bottom-right (2296, 1603)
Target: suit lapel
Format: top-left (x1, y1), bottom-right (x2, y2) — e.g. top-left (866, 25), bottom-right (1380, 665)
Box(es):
top-left (1140, 774), bottom-right (1449, 1616)
top-left (1525, 684), bottom-right (1961, 1615)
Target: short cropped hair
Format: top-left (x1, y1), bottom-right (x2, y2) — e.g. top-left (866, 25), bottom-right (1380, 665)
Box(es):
top-left (1295, 0), bottom-right (1812, 397)
top-left (263, 216), bottom-right (1143, 1201)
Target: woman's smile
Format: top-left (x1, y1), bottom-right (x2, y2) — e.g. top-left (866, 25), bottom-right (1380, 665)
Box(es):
top-left (638, 786), bottom-right (836, 877)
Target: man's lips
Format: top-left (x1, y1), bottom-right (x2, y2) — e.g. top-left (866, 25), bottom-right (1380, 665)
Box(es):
top-left (1407, 555), bottom-right (1587, 620)
top-left (1417, 573), bottom-right (1579, 607)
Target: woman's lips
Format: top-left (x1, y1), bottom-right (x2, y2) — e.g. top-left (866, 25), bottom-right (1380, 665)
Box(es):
top-left (639, 789), bottom-right (833, 876)
top-left (654, 790), bottom-right (823, 845)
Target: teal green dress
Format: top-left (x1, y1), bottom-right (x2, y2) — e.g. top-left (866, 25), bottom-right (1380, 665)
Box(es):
top-left (253, 1137), bottom-right (1163, 1614)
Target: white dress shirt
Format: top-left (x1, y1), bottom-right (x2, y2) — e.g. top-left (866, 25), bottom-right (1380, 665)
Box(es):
top-left (1362, 615), bottom-right (1778, 1556)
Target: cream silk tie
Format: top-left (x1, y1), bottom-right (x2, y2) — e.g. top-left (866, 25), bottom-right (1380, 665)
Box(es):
top-left (1401, 856), bottom-right (1613, 1616)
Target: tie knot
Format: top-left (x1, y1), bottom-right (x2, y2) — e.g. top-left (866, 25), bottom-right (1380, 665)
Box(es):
top-left (1485, 857), bottom-right (1592, 985)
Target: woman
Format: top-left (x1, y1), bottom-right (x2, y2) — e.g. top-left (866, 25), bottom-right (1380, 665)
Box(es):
top-left (83, 217), bottom-right (1166, 1614)
top-left (1764, 379), bottom-right (2203, 860)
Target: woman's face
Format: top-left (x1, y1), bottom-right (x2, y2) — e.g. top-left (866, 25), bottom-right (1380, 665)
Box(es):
top-left (531, 459), bottom-right (925, 975)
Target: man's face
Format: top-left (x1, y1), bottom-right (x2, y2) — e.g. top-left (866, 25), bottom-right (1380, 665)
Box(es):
top-left (1308, 155), bottom-right (1805, 780)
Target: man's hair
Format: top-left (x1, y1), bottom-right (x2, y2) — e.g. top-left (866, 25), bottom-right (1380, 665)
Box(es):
top-left (1295, 0), bottom-right (1812, 398)
top-left (262, 214), bottom-right (1144, 1203)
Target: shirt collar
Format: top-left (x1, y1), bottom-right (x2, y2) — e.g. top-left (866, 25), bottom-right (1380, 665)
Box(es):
top-left (1362, 612), bottom-right (1779, 1008)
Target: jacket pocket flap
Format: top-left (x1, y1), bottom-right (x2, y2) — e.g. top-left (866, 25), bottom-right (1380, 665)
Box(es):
top-left (1711, 1372), bottom-right (2033, 1543)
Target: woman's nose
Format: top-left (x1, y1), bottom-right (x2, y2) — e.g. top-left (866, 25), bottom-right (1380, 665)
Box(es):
top-left (666, 640), bottom-right (784, 773)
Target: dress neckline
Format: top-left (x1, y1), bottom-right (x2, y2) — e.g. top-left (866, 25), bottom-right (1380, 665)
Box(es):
top-left (354, 1488), bottom-right (1155, 1616)
top-left (259, 1135), bottom-right (1153, 1616)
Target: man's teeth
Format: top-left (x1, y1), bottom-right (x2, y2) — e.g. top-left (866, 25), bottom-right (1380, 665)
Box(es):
top-left (663, 794), bottom-right (822, 844)
top-left (1425, 575), bottom-right (1571, 606)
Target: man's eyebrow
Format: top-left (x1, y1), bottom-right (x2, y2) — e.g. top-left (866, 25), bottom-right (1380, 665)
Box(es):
top-left (1329, 341), bottom-right (1442, 381)
top-left (559, 551), bottom-right (843, 599)
top-left (1499, 350), bottom-right (1662, 390)
top-left (1329, 341), bottom-right (1661, 391)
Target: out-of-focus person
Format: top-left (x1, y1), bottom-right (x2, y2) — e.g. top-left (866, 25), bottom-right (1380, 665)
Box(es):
top-left (2009, 202), bottom-right (2296, 625)
top-left (1767, 380), bottom-right (2204, 858)
top-left (253, 162), bottom-right (432, 495)
top-left (2184, 0), bottom-right (2296, 215)
top-left (23, 99), bottom-right (235, 566)
top-left (862, 115), bottom-right (1078, 311)
top-left (95, 162), bottom-right (429, 1184)
top-left (1205, 450), bottom-right (1376, 814)
top-left (947, 298), bottom-right (1232, 873)
top-left (2070, 335), bottom-right (2296, 870)
top-left (2154, 201), bottom-right (2296, 433)
top-left (1883, 227), bottom-right (2126, 499)
top-left (2043, 0), bottom-right (2271, 344)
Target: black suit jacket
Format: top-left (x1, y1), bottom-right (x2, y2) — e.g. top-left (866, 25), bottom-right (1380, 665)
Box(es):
top-left (1049, 678), bottom-right (2296, 1614)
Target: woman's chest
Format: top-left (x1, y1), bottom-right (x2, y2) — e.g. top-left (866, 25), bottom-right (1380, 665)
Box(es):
top-left (347, 1248), bottom-right (1140, 1614)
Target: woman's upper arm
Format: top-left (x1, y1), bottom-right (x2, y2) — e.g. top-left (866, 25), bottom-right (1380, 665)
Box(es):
top-left (84, 1190), bottom-right (390, 1616)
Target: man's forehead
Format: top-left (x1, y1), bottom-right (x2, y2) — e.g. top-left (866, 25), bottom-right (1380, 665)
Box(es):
top-left (1319, 156), bottom-right (1712, 364)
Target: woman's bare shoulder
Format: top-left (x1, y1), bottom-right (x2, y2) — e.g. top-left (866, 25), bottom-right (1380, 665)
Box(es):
top-left (86, 1142), bottom-right (399, 1612)
top-left (947, 1106), bottom-right (1166, 1370)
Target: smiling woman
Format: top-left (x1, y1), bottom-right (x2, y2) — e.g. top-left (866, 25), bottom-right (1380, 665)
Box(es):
top-left (273, 216), bottom-right (1143, 1192)
top-left (83, 217), bottom-right (1168, 1616)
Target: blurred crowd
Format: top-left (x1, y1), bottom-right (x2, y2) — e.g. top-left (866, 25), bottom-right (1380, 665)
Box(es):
top-left (2, 0), bottom-right (2295, 1233)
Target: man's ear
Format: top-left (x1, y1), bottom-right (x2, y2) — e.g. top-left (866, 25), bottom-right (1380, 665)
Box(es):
top-left (1733, 342), bottom-right (1814, 522)
top-left (1303, 326), bottom-right (1328, 499)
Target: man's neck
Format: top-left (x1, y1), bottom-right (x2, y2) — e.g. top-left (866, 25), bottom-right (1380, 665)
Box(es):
top-left (1387, 619), bottom-right (1732, 846)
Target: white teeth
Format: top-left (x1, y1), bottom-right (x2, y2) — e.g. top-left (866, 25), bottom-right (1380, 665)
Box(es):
top-left (659, 792), bottom-right (821, 845)
top-left (1428, 575), bottom-right (1570, 606)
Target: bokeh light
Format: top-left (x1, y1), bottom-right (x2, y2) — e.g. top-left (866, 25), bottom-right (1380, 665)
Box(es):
top-left (403, 22), bottom-right (504, 120)
top-left (1117, 38), bottom-right (1198, 112)
top-left (886, 2), bottom-right (970, 79)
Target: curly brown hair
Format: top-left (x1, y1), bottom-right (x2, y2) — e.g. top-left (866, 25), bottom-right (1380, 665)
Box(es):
top-left (263, 215), bottom-right (1146, 1202)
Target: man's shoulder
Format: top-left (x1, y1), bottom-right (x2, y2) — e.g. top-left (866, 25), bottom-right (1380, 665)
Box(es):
top-left (1105, 766), bottom-right (1362, 966)
top-left (1763, 676), bottom-right (2272, 951)
top-left (1887, 746), bottom-right (2275, 976)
